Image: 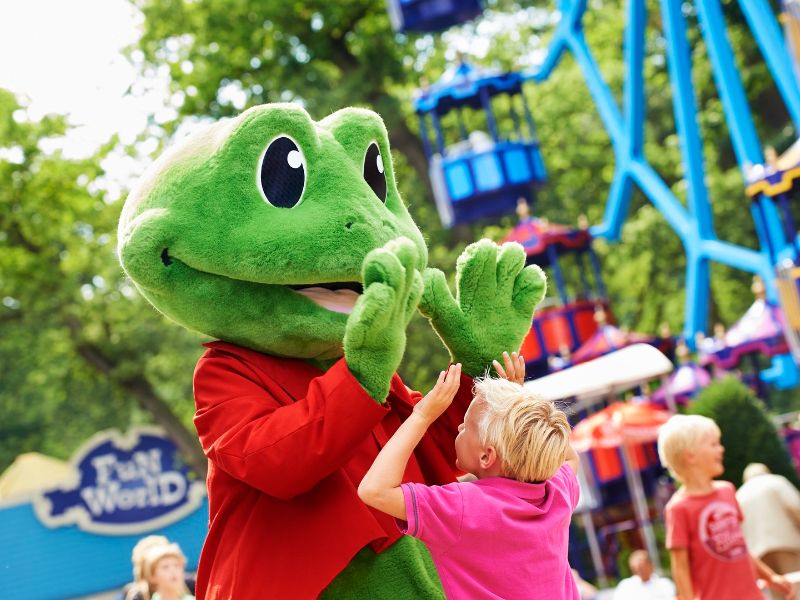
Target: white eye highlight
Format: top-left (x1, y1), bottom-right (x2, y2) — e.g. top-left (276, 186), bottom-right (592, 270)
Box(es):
top-left (287, 150), bottom-right (303, 169)
top-left (376, 153), bottom-right (384, 174)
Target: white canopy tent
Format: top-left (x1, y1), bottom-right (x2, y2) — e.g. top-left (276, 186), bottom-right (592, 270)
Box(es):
top-left (524, 343), bottom-right (675, 584)
top-left (525, 343), bottom-right (676, 412)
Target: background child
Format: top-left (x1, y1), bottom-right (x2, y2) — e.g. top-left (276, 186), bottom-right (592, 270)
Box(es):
top-left (126, 538), bottom-right (194, 600)
top-left (657, 414), bottom-right (793, 600)
top-left (358, 352), bottom-right (581, 599)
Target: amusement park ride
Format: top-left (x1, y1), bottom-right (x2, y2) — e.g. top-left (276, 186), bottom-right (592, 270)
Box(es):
top-left (391, 0), bottom-right (800, 392)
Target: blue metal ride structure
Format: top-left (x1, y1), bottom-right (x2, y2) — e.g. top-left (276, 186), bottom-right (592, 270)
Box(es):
top-left (522, 0), bottom-right (800, 388)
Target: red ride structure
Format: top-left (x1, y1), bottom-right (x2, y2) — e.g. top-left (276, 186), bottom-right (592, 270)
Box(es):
top-left (505, 199), bottom-right (619, 377)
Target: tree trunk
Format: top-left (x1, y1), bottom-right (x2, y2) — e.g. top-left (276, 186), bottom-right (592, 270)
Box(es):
top-left (365, 90), bottom-right (430, 187)
top-left (120, 376), bottom-right (208, 479)
top-left (387, 117), bottom-right (430, 186)
top-left (71, 329), bottom-right (208, 479)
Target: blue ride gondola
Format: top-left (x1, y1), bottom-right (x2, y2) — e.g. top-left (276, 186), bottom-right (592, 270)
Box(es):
top-left (414, 60), bottom-right (547, 227)
top-left (386, 0), bottom-right (483, 33)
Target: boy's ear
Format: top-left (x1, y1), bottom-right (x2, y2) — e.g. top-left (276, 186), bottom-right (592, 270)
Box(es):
top-left (480, 446), bottom-right (498, 470)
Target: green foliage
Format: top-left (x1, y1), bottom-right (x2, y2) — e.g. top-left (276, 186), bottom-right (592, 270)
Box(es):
top-left (688, 377), bottom-right (799, 487)
top-left (0, 89), bottom-right (206, 472)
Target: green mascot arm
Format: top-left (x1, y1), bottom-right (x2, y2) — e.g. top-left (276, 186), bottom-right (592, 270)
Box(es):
top-left (343, 237), bottom-right (423, 403)
top-left (419, 239), bottom-right (546, 377)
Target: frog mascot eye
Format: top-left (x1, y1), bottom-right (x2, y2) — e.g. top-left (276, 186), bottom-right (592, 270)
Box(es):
top-left (363, 142), bottom-right (386, 202)
top-left (259, 135), bottom-right (306, 208)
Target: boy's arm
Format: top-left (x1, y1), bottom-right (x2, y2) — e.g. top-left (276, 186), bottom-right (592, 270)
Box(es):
top-left (358, 364), bottom-right (461, 520)
top-left (358, 412), bottom-right (430, 520)
top-left (670, 548), bottom-right (693, 600)
top-left (751, 554), bottom-right (794, 598)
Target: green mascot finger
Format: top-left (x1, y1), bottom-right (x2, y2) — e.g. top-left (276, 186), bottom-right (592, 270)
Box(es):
top-left (455, 239), bottom-right (498, 313)
top-left (495, 242), bottom-right (527, 304)
top-left (383, 237), bottom-right (420, 274)
top-left (347, 283), bottom-right (396, 343)
top-left (343, 282), bottom-right (397, 402)
top-left (419, 268), bottom-right (460, 323)
top-left (363, 246), bottom-right (406, 292)
top-left (513, 264), bottom-right (548, 317)
top-left (384, 237), bottom-right (420, 315)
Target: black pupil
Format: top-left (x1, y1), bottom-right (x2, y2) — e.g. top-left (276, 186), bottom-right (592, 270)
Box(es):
top-left (364, 143), bottom-right (387, 202)
top-left (260, 137), bottom-right (305, 208)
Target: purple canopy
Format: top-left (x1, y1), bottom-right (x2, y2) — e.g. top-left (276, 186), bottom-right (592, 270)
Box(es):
top-left (651, 362), bottom-right (711, 405)
top-left (701, 299), bottom-right (789, 370)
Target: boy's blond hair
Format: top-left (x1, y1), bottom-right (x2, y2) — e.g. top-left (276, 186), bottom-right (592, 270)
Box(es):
top-left (473, 377), bottom-right (570, 483)
top-left (657, 414), bottom-right (720, 481)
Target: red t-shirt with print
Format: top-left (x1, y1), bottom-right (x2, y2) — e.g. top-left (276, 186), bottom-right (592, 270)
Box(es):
top-left (666, 480), bottom-right (761, 600)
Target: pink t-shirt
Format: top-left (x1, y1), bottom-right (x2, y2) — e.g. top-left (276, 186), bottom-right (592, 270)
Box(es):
top-left (399, 464), bottom-right (581, 599)
top-left (666, 480), bottom-right (761, 600)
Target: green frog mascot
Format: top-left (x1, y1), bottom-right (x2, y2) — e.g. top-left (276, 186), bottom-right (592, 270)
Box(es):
top-left (118, 103), bottom-right (546, 599)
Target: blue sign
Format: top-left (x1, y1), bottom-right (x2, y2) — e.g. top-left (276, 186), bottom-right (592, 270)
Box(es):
top-left (33, 427), bottom-right (206, 535)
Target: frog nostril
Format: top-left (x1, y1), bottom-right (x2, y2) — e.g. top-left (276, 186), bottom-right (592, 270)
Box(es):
top-left (161, 248), bottom-right (173, 266)
top-left (345, 221), bottom-right (354, 230)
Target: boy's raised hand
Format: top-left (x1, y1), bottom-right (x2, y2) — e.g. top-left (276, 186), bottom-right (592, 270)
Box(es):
top-left (413, 364), bottom-right (462, 424)
top-left (493, 351), bottom-right (526, 385)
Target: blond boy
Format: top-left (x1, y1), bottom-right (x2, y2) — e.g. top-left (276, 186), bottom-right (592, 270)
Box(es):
top-left (658, 414), bottom-right (793, 600)
top-left (359, 353), bottom-right (582, 599)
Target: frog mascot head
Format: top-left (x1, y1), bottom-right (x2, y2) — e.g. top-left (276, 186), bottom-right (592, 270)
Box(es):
top-left (119, 103), bottom-right (426, 361)
top-left (118, 103), bottom-right (545, 599)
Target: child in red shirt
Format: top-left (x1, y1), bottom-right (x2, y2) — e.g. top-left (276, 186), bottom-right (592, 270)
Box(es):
top-left (658, 414), bottom-right (794, 600)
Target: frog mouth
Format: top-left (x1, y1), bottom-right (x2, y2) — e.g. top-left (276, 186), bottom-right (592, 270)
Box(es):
top-left (287, 282), bottom-right (363, 315)
top-left (159, 248), bottom-right (362, 315)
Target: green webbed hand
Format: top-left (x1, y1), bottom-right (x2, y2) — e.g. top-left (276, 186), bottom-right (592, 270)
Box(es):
top-left (344, 237), bottom-right (423, 403)
top-left (419, 239), bottom-right (547, 377)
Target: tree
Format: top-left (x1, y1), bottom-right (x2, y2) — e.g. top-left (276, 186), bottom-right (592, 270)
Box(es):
top-left (0, 89), bottom-right (207, 474)
top-left (134, 0), bottom-right (431, 187)
top-left (688, 377), bottom-right (799, 487)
